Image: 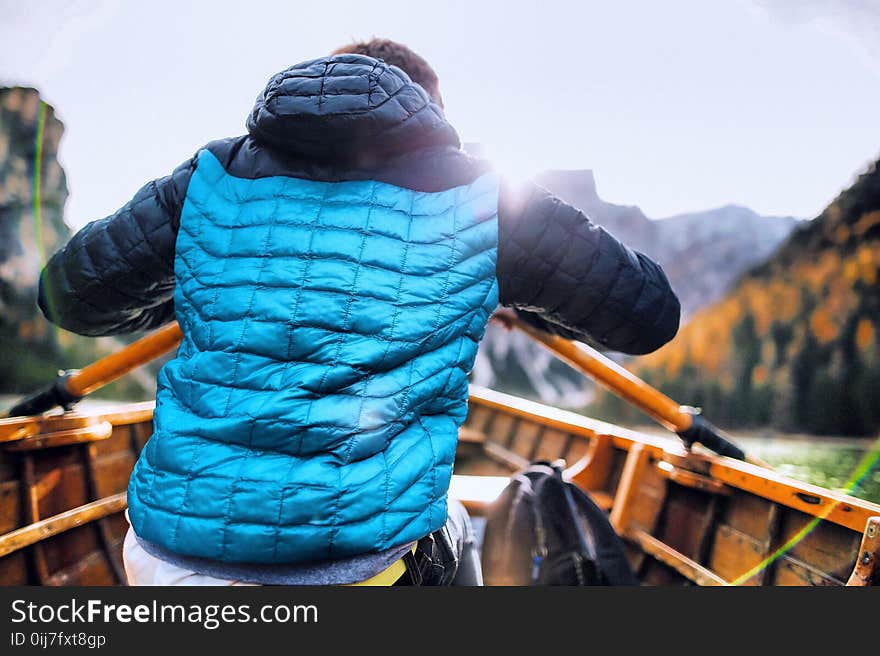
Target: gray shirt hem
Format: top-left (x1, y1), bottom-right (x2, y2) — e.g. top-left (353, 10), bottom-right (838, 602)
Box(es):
top-left (135, 535), bottom-right (414, 585)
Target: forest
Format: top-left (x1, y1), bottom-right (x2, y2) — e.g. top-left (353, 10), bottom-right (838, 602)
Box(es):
top-left (594, 158), bottom-right (880, 436)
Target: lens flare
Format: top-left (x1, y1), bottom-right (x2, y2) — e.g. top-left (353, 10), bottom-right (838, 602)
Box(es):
top-left (478, 142), bottom-right (543, 185)
top-left (32, 100), bottom-right (47, 264)
top-left (32, 99), bottom-right (59, 341)
top-left (730, 435), bottom-right (880, 586)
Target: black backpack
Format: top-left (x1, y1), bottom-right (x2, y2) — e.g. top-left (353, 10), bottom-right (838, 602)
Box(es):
top-left (481, 460), bottom-right (638, 586)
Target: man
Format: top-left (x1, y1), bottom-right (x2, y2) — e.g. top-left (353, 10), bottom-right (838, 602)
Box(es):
top-left (38, 39), bottom-right (680, 585)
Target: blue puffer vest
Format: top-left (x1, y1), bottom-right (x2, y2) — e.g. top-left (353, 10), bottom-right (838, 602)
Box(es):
top-left (127, 55), bottom-right (500, 564)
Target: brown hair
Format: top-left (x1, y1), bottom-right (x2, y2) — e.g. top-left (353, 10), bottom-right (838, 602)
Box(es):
top-left (332, 38), bottom-right (443, 107)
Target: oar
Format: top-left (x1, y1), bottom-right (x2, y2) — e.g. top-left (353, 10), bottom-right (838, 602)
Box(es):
top-left (495, 311), bottom-right (768, 466)
top-left (5, 322), bottom-right (183, 418)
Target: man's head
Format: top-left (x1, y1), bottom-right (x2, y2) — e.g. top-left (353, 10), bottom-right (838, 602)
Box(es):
top-left (332, 38), bottom-right (443, 107)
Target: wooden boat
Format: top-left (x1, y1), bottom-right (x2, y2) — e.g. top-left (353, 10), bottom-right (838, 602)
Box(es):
top-left (456, 387), bottom-right (880, 586)
top-left (1, 321), bottom-right (878, 586)
top-left (0, 402), bottom-right (152, 585)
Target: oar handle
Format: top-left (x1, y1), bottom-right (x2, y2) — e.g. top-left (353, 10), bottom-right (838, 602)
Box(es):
top-left (4, 371), bottom-right (81, 418)
top-left (6, 322), bottom-right (183, 417)
top-left (497, 312), bottom-right (750, 462)
top-left (676, 410), bottom-right (746, 461)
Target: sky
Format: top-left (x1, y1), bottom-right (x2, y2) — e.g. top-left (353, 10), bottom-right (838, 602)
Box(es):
top-left (1, 0), bottom-right (879, 229)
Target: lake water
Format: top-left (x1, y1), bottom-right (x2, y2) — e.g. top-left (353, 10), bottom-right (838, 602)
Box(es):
top-left (735, 434), bottom-right (880, 504)
top-left (631, 425), bottom-right (880, 504)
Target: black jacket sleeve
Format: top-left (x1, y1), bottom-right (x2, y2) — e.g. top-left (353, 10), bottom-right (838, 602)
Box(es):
top-left (496, 179), bottom-right (680, 355)
top-left (37, 155), bottom-right (197, 336)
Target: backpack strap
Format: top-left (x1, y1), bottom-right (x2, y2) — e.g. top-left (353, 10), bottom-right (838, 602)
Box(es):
top-left (570, 487), bottom-right (639, 585)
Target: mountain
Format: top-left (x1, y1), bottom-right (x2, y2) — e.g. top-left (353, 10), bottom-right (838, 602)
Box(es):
top-left (470, 157), bottom-right (801, 407)
top-left (534, 169), bottom-right (658, 254)
top-left (532, 170), bottom-right (802, 319)
top-left (650, 204), bottom-right (802, 319)
top-left (0, 87), bottom-right (155, 401)
top-left (604, 157), bottom-right (880, 435)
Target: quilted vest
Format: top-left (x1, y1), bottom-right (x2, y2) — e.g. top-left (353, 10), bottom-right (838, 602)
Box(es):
top-left (127, 148), bottom-right (500, 563)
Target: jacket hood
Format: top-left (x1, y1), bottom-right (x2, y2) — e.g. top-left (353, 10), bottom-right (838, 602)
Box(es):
top-left (247, 54), bottom-right (460, 162)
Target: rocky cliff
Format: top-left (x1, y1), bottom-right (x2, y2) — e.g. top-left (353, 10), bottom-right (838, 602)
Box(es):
top-left (0, 87), bottom-right (70, 391)
top-left (0, 87), bottom-right (155, 401)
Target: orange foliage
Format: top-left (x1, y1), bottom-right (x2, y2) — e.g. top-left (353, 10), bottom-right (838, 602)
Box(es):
top-left (825, 274), bottom-right (859, 317)
top-left (774, 280), bottom-right (801, 324)
top-left (844, 258), bottom-right (860, 283)
top-left (794, 251), bottom-right (843, 294)
top-left (639, 296), bottom-right (739, 379)
top-left (856, 244), bottom-right (877, 285)
top-left (628, 161), bottom-right (880, 436)
top-left (752, 365), bottom-right (768, 385)
top-left (856, 319), bottom-right (875, 352)
top-left (664, 344), bottom-right (685, 378)
top-left (741, 280), bottom-right (774, 337)
top-left (809, 307), bottom-right (838, 344)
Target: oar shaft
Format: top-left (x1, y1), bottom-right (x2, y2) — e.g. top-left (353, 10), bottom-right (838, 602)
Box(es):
top-left (510, 317), bottom-right (692, 433)
top-left (67, 322), bottom-right (183, 397)
top-left (504, 314), bottom-right (751, 462)
top-left (6, 322), bottom-right (183, 417)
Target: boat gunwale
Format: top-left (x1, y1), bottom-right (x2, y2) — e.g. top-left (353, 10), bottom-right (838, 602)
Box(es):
top-left (0, 401), bottom-right (155, 443)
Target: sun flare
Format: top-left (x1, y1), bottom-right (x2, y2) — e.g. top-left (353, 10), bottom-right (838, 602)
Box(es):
top-left (478, 142), bottom-right (544, 184)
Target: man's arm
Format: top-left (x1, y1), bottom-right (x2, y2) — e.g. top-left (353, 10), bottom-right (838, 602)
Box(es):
top-left (496, 179), bottom-right (680, 355)
top-left (38, 155), bottom-right (197, 336)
